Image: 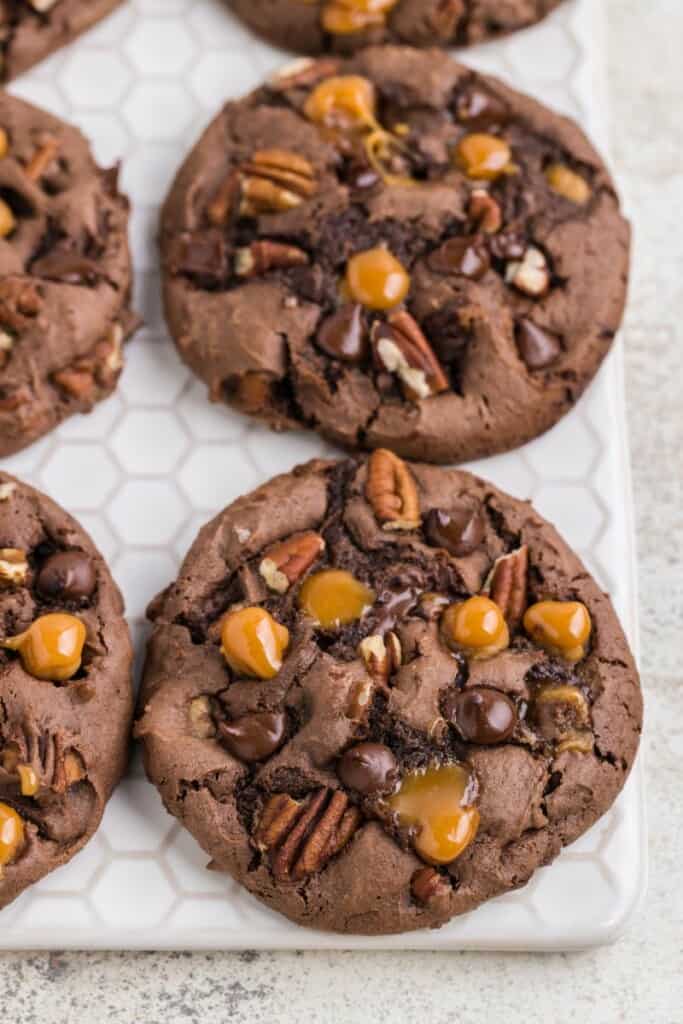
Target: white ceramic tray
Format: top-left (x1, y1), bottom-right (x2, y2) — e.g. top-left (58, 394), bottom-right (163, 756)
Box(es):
top-left (0, 0), bottom-right (646, 950)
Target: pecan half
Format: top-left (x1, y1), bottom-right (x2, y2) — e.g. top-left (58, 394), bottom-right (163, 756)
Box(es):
top-left (235, 240), bottom-right (309, 278)
top-left (359, 631), bottom-right (402, 683)
top-left (0, 548), bottom-right (28, 586)
top-left (366, 448), bottom-right (421, 530)
top-left (372, 310), bottom-right (449, 401)
top-left (259, 531), bottom-right (325, 594)
top-left (487, 546), bottom-right (528, 628)
top-left (255, 788), bottom-right (362, 882)
top-left (240, 149), bottom-right (317, 216)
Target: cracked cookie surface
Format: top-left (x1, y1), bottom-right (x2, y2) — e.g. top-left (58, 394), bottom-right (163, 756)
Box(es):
top-left (225, 0), bottom-right (564, 55)
top-left (137, 453), bottom-right (641, 935)
top-left (160, 46), bottom-right (630, 464)
top-left (0, 471), bottom-right (133, 910)
top-left (0, 90), bottom-right (137, 458)
top-left (0, 1), bottom-right (124, 82)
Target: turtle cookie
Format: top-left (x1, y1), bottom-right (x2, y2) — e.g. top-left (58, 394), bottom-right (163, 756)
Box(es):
top-left (0, 2), bottom-right (125, 83)
top-left (160, 46), bottom-right (629, 464)
top-left (137, 452), bottom-right (642, 935)
top-left (0, 90), bottom-right (136, 458)
top-left (0, 472), bottom-right (133, 910)
top-left (225, 0), bottom-right (564, 55)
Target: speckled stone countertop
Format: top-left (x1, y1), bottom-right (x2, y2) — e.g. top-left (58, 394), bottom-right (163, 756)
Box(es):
top-left (1, 0), bottom-right (681, 1019)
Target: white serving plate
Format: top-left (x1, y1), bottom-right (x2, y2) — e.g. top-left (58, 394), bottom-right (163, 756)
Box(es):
top-left (0, 0), bottom-right (646, 950)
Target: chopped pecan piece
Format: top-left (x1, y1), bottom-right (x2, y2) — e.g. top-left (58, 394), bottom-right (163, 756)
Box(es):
top-left (467, 188), bottom-right (502, 234)
top-left (372, 310), bottom-right (449, 401)
top-left (366, 448), bottom-right (421, 530)
top-left (0, 330), bottom-right (12, 369)
top-left (0, 548), bottom-right (28, 586)
top-left (0, 279), bottom-right (42, 332)
top-left (259, 531), bottom-right (325, 594)
top-left (0, 385), bottom-right (31, 412)
top-left (255, 788), bottom-right (362, 882)
top-left (411, 866), bottom-right (450, 905)
top-left (487, 546), bottom-right (528, 629)
top-left (359, 631), bottom-right (401, 683)
top-left (505, 246), bottom-right (550, 297)
top-left (207, 171), bottom-right (241, 227)
top-left (269, 57), bottom-right (341, 91)
top-left (189, 696), bottom-right (217, 739)
top-left (235, 240), bottom-right (309, 278)
top-left (24, 134), bottom-right (60, 181)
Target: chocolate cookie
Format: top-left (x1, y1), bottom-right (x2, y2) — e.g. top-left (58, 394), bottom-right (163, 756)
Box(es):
top-left (0, 1), bottom-right (124, 83)
top-left (0, 91), bottom-right (136, 458)
top-left (160, 47), bottom-right (630, 464)
top-left (137, 452), bottom-right (642, 935)
top-left (226, 0), bottom-right (563, 54)
top-left (0, 472), bottom-right (133, 910)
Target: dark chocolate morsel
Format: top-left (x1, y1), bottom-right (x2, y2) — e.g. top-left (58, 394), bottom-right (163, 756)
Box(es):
top-left (316, 304), bottom-right (368, 364)
top-left (30, 250), bottom-right (101, 286)
top-left (337, 742), bottom-right (398, 795)
top-left (428, 236), bottom-right (490, 280)
top-left (36, 550), bottom-right (96, 601)
top-left (455, 85), bottom-right (510, 128)
top-left (444, 686), bottom-right (517, 744)
top-left (516, 319), bottom-right (562, 371)
top-left (218, 711), bottom-right (286, 762)
top-left (425, 505), bottom-right (485, 556)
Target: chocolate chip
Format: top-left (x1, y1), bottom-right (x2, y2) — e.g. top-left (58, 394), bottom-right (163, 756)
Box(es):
top-left (516, 319), bottom-right (562, 370)
top-left (337, 742), bottom-right (398, 795)
top-left (455, 85), bottom-right (509, 129)
top-left (170, 230), bottom-right (228, 284)
top-left (428, 236), bottom-right (490, 280)
top-left (31, 250), bottom-right (101, 286)
top-left (36, 550), bottom-right (96, 602)
top-left (218, 711), bottom-right (286, 762)
top-left (425, 505), bottom-right (485, 556)
top-left (316, 304), bottom-right (368, 364)
top-left (443, 686), bottom-right (517, 744)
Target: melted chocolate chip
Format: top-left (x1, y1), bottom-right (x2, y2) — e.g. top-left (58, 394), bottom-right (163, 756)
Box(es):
top-left (36, 550), bottom-right (96, 602)
top-left (172, 230), bottom-right (228, 284)
top-left (444, 686), bottom-right (517, 744)
top-left (516, 319), bottom-right (562, 370)
top-left (218, 711), bottom-right (286, 762)
top-left (425, 506), bottom-right (485, 556)
top-left (337, 742), bottom-right (398, 795)
top-left (455, 85), bottom-right (510, 129)
top-left (31, 250), bottom-right (101, 286)
top-left (428, 236), bottom-right (490, 280)
top-left (316, 304), bottom-right (368, 364)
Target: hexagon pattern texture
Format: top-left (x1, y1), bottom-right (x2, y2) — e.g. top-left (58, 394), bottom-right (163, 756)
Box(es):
top-left (0, 0), bottom-right (646, 950)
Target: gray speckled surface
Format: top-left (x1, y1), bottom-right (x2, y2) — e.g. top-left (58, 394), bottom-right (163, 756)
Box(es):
top-left (1, 0), bottom-right (681, 1019)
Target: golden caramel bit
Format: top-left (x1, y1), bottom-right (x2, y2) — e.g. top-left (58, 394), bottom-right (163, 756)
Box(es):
top-left (298, 569), bottom-right (375, 629)
top-left (322, 0), bottom-right (397, 35)
top-left (304, 75), bottom-right (377, 131)
top-left (0, 198), bottom-right (15, 238)
top-left (455, 133), bottom-right (513, 181)
top-left (0, 129), bottom-right (8, 159)
top-left (17, 764), bottom-right (39, 797)
top-left (441, 596), bottom-right (509, 660)
top-left (545, 163), bottom-right (591, 204)
top-left (388, 764), bottom-right (479, 865)
top-left (2, 613), bottom-right (86, 681)
top-left (344, 247), bottom-right (410, 311)
top-left (0, 802), bottom-right (24, 869)
top-left (523, 600), bottom-right (591, 662)
top-left (220, 607), bottom-right (290, 680)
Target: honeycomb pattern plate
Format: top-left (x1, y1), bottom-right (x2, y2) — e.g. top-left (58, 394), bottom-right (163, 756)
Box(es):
top-left (0, 0), bottom-right (646, 950)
